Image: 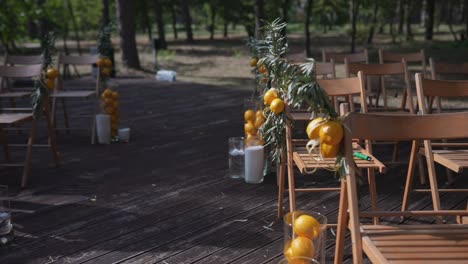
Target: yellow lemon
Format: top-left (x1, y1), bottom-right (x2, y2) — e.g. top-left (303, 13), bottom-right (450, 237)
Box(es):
top-left (306, 118), bottom-right (324, 140)
top-left (263, 89), bottom-right (278, 106)
top-left (46, 78), bottom-right (55, 90)
top-left (319, 120), bottom-right (344, 145)
top-left (46, 68), bottom-right (59, 79)
top-left (270, 98), bottom-right (285, 114)
top-left (290, 236), bottom-right (315, 259)
top-left (294, 214), bottom-right (321, 240)
top-left (244, 109), bottom-right (256, 122)
top-left (321, 142), bottom-right (340, 158)
top-left (249, 57), bottom-right (258, 67)
top-left (244, 122), bottom-right (256, 136)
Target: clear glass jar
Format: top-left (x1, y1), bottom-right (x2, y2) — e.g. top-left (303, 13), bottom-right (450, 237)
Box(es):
top-left (228, 137), bottom-right (245, 179)
top-left (0, 185), bottom-right (13, 245)
top-left (277, 257), bottom-right (319, 264)
top-left (283, 211), bottom-right (327, 263)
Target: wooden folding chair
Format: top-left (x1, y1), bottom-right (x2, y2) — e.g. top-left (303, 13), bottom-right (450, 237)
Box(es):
top-left (401, 74), bottom-right (468, 214)
top-left (335, 112), bottom-right (468, 264)
top-left (51, 53), bottom-right (101, 144)
top-left (0, 65), bottom-right (60, 187)
top-left (322, 49), bottom-right (369, 64)
top-left (379, 49), bottom-right (426, 77)
top-left (1, 54), bottom-right (43, 108)
top-left (278, 72), bottom-right (386, 222)
top-left (345, 59), bottom-right (416, 114)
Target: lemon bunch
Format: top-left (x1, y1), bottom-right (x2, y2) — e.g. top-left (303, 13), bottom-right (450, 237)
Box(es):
top-left (263, 88), bottom-right (285, 115)
top-left (306, 118), bottom-right (344, 158)
top-left (97, 57), bottom-right (112, 77)
top-left (101, 88), bottom-right (120, 138)
top-left (284, 214), bottom-right (321, 263)
top-left (244, 109), bottom-right (266, 144)
top-left (45, 68), bottom-right (59, 90)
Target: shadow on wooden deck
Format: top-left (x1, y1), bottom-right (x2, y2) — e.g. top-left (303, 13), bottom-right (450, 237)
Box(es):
top-left (0, 77), bottom-right (466, 264)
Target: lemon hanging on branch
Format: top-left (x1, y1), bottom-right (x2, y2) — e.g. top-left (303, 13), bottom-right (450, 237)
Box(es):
top-left (319, 120), bottom-right (344, 145)
top-left (270, 98), bottom-right (285, 114)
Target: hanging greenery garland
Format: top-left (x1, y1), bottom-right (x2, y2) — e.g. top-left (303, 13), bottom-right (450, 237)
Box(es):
top-left (253, 19), bottom-right (345, 176)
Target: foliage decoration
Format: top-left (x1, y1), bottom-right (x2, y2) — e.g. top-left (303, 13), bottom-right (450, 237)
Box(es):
top-left (255, 19), bottom-right (343, 175)
top-left (32, 32), bottom-right (55, 119)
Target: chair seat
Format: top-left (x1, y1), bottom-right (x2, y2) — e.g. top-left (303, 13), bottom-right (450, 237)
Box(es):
top-left (51, 90), bottom-right (96, 98)
top-left (361, 224), bottom-right (468, 263)
top-left (0, 113), bottom-right (33, 124)
top-left (420, 148), bottom-right (468, 173)
top-left (0, 91), bottom-right (33, 98)
top-left (293, 142), bottom-right (386, 174)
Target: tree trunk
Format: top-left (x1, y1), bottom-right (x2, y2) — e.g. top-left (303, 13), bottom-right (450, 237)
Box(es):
top-left (447, 0), bottom-right (458, 41)
top-left (255, 0), bottom-right (265, 39)
top-left (465, 0), bottom-right (468, 38)
top-left (405, 0), bottom-right (413, 41)
top-left (209, 3), bottom-right (216, 40)
top-left (170, 2), bottom-right (178, 40)
top-left (305, 0), bottom-right (313, 57)
top-left (425, 0), bottom-right (435, 40)
top-left (102, 0), bottom-right (110, 26)
top-left (367, 0), bottom-right (379, 44)
top-left (223, 18), bottom-right (228, 38)
top-left (116, 0), bottom-right (140, 68)
top-left (181, 0), bottom-right (194, 43)
top-left (142, 0), bottom-right (153, 43)
top-left (281, 0), bottom-right (290, 36)
top-left (66, 0), bottom-right (82, 54)
top-left (398, 0), bottom-right (404, 34)
top-left (153, 0), bottom-right (167, 49)
top-left (350, 0), bottom-right (360, 53)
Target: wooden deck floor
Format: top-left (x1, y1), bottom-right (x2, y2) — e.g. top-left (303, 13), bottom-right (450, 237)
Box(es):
top-left (0, 76), bottom-right (467, 264)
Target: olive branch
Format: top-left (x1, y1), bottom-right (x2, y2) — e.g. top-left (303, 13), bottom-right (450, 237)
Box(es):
top-left (255, 19), bottom-right (341, 169)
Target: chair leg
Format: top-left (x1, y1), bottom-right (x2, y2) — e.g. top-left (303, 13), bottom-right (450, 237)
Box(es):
top-left (367, 169), bottom-right (379, 225)
top-left (277, 161), bottom-right (286, 218)
top-left (21, 119), bottom-right (37, 188)
top-left (0, 127), bottom-right (11, 163)
top-left (61, 98), bottom-right (70, 133)
top-left (334, 180), bottom-right (348, 264)
top-left (423, 140), bottom-right (443, 223)
top-left (51, 96), bottom-right (57, 128)
top-left (43, 102), bottom-right (60, 167)
top-left (392, 142), bottom-right (399, 162)
top-left (402, 140), bottom-right (419, 212)
top-left (400, 89), bottom-right (408, 111)
top-left (287, 157), bottom-right (297, 212)
top-left (91, 96), bottom-right (99, 144)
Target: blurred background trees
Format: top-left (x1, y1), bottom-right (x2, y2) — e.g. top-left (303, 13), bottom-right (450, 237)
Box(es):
top-left (1, 0), bottom-right (468, 68)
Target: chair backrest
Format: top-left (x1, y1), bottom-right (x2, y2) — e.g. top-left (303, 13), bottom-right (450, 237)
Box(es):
top-left (317, 71), bottom-right (368, 113)
top-left (379, 49), bottom-right (426, 78)
top-left (58, 54), bottom-right (99, 65)
top-left (429, 58), bottom-right (468, 80)
top-left (415, 73), bottom-right (468, 114)
top-left (322, 49), bottom-right (368, 64)
top-left (55, 53), bottom-right (101, 92)
top-left (343, 111), bottom-right (468, 262)
top-left (315, 60), bottom-right (336, 79)
top-left (345, 59), bottom-right (415, 113)
top-left (5, 54), bottom-right (44, 65)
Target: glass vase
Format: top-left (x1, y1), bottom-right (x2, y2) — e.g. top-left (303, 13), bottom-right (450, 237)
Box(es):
top-left (283, 211), bottom-right (327, 263)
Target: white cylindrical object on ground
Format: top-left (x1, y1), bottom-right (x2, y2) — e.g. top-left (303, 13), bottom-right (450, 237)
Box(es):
top-left (244, 145), bottom-right (264, 184)
top-left (96, 114), bottom-right (111, 144)
top-left (118, 128), bottom-right (130, 142)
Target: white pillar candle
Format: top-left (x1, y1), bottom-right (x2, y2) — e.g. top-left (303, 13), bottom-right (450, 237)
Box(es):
top-left (244, 145), bottom-right (265, 184)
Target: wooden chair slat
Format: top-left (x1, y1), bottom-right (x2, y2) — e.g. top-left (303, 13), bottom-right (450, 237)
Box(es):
top-left (0, 65), bottom-right (42, 78)
top-left (0, 113), bottom-right (33, 124)
top-left (5, 54), bottom-right (43, 65)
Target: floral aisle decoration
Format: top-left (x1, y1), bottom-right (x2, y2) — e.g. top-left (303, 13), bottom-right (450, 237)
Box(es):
top-left (254, 19), bottom-right (346, 176)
